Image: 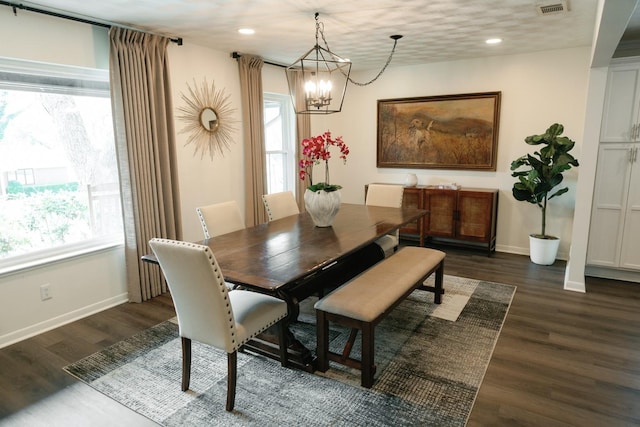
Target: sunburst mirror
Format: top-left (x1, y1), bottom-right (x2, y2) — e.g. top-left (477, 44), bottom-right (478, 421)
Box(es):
top-left (177, 78), bottom-right (237, 159)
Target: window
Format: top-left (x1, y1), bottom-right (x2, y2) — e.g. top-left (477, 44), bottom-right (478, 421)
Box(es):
top-left (7, 168), bottom-right (35, 185)
top-left (264, 93), bottom-right (296, 194)
top-left (0, 58), bottom-right (123, 272)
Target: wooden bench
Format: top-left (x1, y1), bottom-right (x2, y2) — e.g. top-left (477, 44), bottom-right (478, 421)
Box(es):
top-left (314, 246), bottom-right (445, 388)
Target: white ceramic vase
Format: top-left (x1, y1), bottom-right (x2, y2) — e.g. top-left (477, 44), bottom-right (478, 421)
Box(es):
top-left (304, 189), bottom-right (341, 227)
top-left (404, 173), bottom-right (418, 187)
top-left (529, 235), bottom-right (560, 265)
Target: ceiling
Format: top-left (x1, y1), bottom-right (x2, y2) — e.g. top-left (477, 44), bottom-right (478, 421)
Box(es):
top-left (1, 0), bottom-right (615, 71)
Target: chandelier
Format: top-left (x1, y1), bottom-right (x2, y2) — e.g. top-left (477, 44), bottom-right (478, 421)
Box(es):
top-left (286, 13), bottom-right (402, 115)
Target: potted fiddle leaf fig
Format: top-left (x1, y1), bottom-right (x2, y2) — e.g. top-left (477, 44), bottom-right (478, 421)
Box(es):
top-left (510, 123), bottom-right (579, 265)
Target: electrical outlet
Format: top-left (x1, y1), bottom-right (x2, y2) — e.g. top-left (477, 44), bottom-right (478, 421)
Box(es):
top-left (40, 283), bottom-right (52, 301)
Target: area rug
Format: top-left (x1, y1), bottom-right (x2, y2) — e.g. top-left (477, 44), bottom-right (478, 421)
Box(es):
top-left (64, 275), bottom-right (515, 426)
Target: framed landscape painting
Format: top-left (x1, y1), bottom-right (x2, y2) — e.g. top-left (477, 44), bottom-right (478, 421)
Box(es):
top-left (377, 91), bottom-right (501, 170)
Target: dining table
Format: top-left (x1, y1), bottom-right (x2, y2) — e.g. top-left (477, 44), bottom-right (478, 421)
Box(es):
top-left (144, 203), bottom-right (426, 371)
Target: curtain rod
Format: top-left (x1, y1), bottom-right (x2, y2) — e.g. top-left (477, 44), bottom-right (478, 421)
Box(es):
top-left (231, 52), bottom-right (285, 69)
top-left (0, 1), bottom-right (183, 45)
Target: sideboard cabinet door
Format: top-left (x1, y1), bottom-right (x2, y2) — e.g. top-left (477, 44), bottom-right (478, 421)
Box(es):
top-left (456, 190), bottom-right (498, 244)
top-left (398, 186), bottom-right (424, 244)
top-left (424, 189), bottom-right (457, 237)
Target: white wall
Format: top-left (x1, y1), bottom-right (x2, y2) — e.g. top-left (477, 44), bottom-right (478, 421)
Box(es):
top-left (314, 47), bottom-right (591, 259)
top-left (0, 249), bottom-right (128, 347)
top-left (167, 43), bottom-right (245, 242)
top-left (0, 8), bottom-right (126, 348)
top-left (168, 55), bottom-right (292, 242)
top-left (0, 7), bottom-right (109, 69)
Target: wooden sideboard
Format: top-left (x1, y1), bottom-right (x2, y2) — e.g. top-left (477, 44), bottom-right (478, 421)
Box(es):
top-left (365, 184), bottom-right (498, 254)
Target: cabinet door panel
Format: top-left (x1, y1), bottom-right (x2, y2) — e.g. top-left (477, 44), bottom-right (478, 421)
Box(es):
top-left (587, 145), bottom-right (632, 266)
top-left (457, 192), bottom-right (493, 241)
top-left (620, 209), bottom-right (640, 269)
top-left (601, 66), bottom-right (640, 142)
top-left (620, 153), bottom-right (640, 269)
top-left (588, 209), bottom-right (624, 266)
top-left (399, 187), bottom-right (422, 235)
top-left (425, 190), bottom-right (456, 237)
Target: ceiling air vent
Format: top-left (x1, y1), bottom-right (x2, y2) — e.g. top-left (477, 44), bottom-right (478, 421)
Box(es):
top-left (536, 1), bottom-right (569, 15)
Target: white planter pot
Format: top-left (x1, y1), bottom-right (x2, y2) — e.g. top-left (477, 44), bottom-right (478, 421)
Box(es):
top-left (529, 235), bottom-right (560, 265)
top-left (304, 189), bottom-right (341, 227)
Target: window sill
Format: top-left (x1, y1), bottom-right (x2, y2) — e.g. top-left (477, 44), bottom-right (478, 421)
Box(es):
top-left (0, 239), bottom-right (124, 278)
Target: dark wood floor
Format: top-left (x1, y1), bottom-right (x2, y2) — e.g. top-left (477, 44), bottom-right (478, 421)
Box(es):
top-left (1, 246), bottom-right (639, 426)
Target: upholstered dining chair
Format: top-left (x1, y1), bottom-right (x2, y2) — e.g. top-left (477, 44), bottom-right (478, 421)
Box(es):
top-left (262, 191), bottom-right (300, 221)
top-left (196, 200), bottom-right (244, 239)
top-left (148, 238), bottom-right (289, 412)
top-left (365, 184), bottom-right (405, 257)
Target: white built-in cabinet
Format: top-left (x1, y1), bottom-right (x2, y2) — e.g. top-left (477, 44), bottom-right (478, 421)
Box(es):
top-left (587, 59), bottom-right (640, 279)
top-left (587, 144), bottom-right (640, 270)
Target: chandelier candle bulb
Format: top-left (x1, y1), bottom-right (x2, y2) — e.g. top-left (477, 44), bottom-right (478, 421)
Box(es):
top-left (305, 79), bottom-right (333, 109)
top-left (304, 81), bottom-right (315, 96)
top-left (319, 80), bottom-right (332, 99)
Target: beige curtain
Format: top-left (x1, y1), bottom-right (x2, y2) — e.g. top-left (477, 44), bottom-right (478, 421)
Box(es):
top-left (238, 55), bottom-right (267, 226)
top-left (109, 27), bottom-right (182, 302)
top-left (291, 71), bottom-right (311, 209)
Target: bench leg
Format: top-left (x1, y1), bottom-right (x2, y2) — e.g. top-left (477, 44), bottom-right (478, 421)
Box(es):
top-left (361, 323), bottom-right (375, 388)
top-left (316, 310), bottom-right (330, 372)
top-left (434, 260), bottom-right (444, 304)
top-left (419, 259), bottom-right (446, 304)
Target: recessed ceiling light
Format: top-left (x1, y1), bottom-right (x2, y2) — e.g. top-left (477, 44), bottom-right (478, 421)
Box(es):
top-left (238, 28), bottom-right (255, 35)
top-left (486, 38), bottom-right (502, 45)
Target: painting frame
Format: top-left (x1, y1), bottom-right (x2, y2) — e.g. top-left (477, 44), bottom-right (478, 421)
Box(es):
top-left (376, 91), bottom-right (501, 170)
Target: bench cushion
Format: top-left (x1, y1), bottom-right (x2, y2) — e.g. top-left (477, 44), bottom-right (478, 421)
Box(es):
top-left (314, 246), bottom-right (445, 322)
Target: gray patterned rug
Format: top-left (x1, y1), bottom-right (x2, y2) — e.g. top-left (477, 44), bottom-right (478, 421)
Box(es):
top-left (64, 275), bottom-right (515, 426)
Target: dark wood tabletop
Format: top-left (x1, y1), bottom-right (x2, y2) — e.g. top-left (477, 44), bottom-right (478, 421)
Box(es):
top-left (181, 203), bottom-right (425, 292)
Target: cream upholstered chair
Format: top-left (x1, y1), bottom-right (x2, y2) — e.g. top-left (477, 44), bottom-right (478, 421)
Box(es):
top-left (196, 201), bottom-right (244, 239)
top-left (262, 191), bottom-right (300, 221)
top-left (366, 184), bottom-right (405, 257)
top-left (148, 238), bottom-right (289, 412)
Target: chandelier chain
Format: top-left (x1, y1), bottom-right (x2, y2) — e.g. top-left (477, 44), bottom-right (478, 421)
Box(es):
top-left (318, 24), bottom-right (399, 87)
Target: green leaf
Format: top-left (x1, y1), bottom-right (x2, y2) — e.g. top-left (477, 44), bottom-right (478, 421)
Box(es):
top-left (308, 182), bottom-right (342, 192)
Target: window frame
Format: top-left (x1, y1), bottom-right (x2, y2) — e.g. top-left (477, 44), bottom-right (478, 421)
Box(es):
top-left (0, 57), bottom-right (123, 276)
top-left (263, 92), bottom-right (297, 195)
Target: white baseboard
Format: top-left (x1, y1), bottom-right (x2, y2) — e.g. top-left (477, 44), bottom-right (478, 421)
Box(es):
top-left (495, 244), bottom-right (528, 256)
top-left (563, 279), bottom-right (586, 293)
top-left (0, 293), bottom-right (129, 349)
top-left (585, 265), bottom-right (640, 284)
top-left (495, 244), bottom-right (568, 261)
